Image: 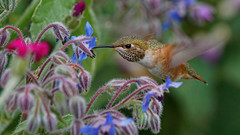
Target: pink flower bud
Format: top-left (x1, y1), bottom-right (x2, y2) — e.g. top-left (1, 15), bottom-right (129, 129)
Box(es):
top-left (5, 94), bottom-right (18, 111)
top-left (18, 92), bottom-right (34, 116)
top-left (69, 96), bottom-right (86, 119)
top-left (78, 71), bottom-right (91, 92)
top-left (27, 115), bottom-right (40, 133)
top-left (73, 1), bottom-right (86, 17)
top-left (0, 29), bottom-right (10, 48)
top-left (60, 79), bottom-right (78, 98)
top-left (0, 68), bottom-right (11, 87)
top-left (51, 51), bottom-right (70, 65)
top-left (70, 119), bottom-right (85, 135)
top-left (52, 23), bottom-right (70, 42)
top-left (43, 113), bottom-right (57, 132)
top-left (148, 113), bottom-right (161, 134)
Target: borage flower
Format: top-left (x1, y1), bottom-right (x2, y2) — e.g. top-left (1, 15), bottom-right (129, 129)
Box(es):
top-left (7, 38), bottom-right (50, 61)
top-left (71, 21), bottom-right (96, 65)
top-left (142, 76), bottom-right (182, 113)
top-left (80, 113), bottom-right (134, 135)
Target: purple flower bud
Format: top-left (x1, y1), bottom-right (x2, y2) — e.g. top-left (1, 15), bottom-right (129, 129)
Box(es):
top-left (0, 68), bottom-right (11, 87)
top-left (148, 113), bottom-right (161, 134)
top-left (27, 115), bottom-right (40, 133)
top-left (43, 113), bottom-right (57, 132)
top-left (69, 96), bottom-right (86, 119)
top-left (0, 29), bottom-right (10, 48)
top-left (70, 119), bottom-right (85, 135)
top-left (73, 1), bottom-right (86, 17)
top-left (122, 122), bottom-right (138, 135)
top-left (52, 23), bottom-right (70, 42)
top-left (5, 94), bottom-right (18, 111)
top-left (0, 53), bottom-right (7, 75)
top-left (51, 51), bottom-right (70, 65)
top-left (78, 71), bottom-right (91, 92)
top-left (60, 79), bottom-right (78, 98)
top-left (149, 100), bottom-right (163, 116)
top-left (18, 92), bottom-right (34, 116)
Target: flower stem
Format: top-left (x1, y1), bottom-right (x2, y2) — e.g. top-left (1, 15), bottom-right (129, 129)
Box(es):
top-left (106, 79), bottom-right (139, 109)
top-left (111, 84), bottom-right (156, 110)
top-left (85, 86), bottom-right (107, 114)
top-left (2, 26), bottom-right (24, 40)
top-left (26, 70), bottom-right (40, 85)
top-left (37, 57), bottom-right (51, 79)
top-left (60, 37), bottom-right (92, 51)
top-left (42, 76), bottom-right (64, 87)
top-left (35, 24), bottom-right (56, 43)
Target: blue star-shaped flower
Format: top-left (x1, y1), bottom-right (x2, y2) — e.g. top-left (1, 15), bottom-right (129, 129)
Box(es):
top-left (80, 125), bottom-right (100, 135)
top-left (142, 76), bottom-right (182, 113)
top-left (80, 113), bottom-right (133, 135)
top-left (70, 22), bottom-right (96, 65)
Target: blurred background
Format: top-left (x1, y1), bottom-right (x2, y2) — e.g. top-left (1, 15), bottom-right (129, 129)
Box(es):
top-left (1, 0), bottom-right (240, 135)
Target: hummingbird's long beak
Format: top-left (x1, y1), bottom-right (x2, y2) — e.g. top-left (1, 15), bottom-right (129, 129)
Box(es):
top-left (93, 44), bottom-right (115, 49)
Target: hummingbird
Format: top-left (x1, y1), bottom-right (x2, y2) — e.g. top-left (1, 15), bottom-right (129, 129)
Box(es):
top-left (93, 35), bottom-right (208, 84)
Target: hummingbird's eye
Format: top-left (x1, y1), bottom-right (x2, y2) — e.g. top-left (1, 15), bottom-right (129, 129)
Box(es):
top-left (125, 44), bottom-right (132, 48)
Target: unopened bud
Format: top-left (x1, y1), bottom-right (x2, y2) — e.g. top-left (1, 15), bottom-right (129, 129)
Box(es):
top-left (5, 94), bottom-right (18, 111)
top-left (0, 54), bottom-right (7, 75)
top-left (60, 79), bottom-right (78, 98)
top-left (0, 68), bottom-right (11, 87)
top-left (122, 122), bottom-right (138, 135)
top-left (69, 96), bottom-right (86, 119)
top-left (106, 79), bottom-right (130, 94)
top-left (0, 29), bottom-right (10, 47)
top-left (78, 71), bottom-right (91, 92)
top-left (149, 100), bottom-right (163, 116)
top-left (51, 51), bottom-right (70, 65)
top-left (27, 114), bottom-right (40, 133)
top-left (18, 92), bottom-right (34, 116)
top-left (137, 112), bottom-right (149, 130)
top-left (70, 119), bottom-right (84, 135)
top-left (43, 113), bottom-right (57, 132)
top-left (52, 23), bottom-right (70, 42)
top-left (148, 113), bottom-right (161, 134)
top-left (55, 65), bottom-right (77, 81)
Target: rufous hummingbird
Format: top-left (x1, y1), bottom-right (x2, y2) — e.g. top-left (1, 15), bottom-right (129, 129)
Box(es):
top-left (93, 35), bottom-right (208, 84)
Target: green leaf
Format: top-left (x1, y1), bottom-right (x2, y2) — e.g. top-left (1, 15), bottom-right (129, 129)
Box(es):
top-left (30, 0), bottom-right (76, 40)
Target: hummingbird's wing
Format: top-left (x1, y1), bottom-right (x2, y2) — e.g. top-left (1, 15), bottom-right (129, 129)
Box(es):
top-left (170, 25), bottom-right (231, 68)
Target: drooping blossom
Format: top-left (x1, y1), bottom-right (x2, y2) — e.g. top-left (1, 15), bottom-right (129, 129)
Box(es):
top-left (142, 76), bottom-right (182, 113)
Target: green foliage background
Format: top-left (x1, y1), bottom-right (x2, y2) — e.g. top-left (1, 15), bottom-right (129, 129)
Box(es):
top-left (0, 0), bottom-right (240, 135)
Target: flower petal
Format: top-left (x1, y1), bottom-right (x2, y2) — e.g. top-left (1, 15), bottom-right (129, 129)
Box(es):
top-left (85, 21), bottom-right (93, 37)
top-left (89, 37), bottom-right (96, 49)
top-left (120, 118), bottom-right (133, 127)
top-left (78, 53), bottom-right (87, 65)
top-left (142, 93), bottom-right (155, 113)
top-left (105, 113), bottom-right (113, 125)
top-left (109, 125), bottom-right (115, 135)
top-left (80, 126), bottom-right (96, 134)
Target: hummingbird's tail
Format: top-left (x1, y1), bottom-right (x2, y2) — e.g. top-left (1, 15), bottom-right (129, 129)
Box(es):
top-left (192, 74), bottom-right (208, 85)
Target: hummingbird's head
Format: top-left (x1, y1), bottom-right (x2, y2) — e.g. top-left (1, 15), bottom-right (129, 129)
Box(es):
top-left (94, 36), bottom-right (148, 62)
